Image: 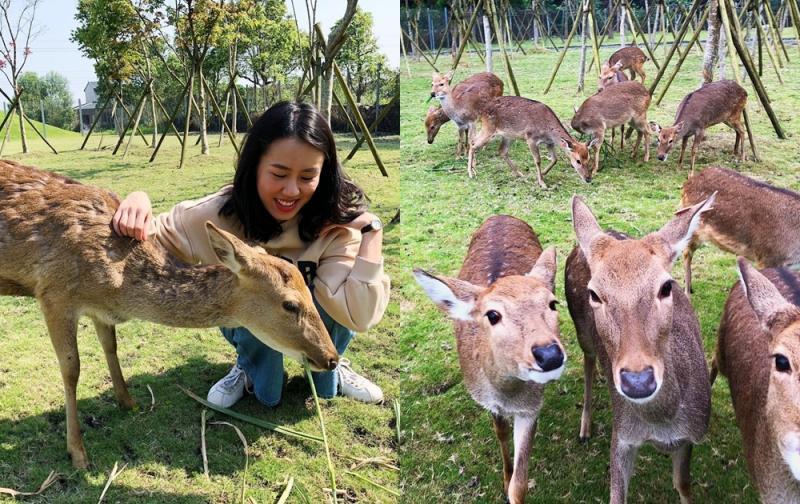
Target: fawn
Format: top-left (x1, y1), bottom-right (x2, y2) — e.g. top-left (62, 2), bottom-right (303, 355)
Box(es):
top-left (467, 96), bottom-right (594, 188)
top-left (598, 62), bottom-right (630, 148)
top-left (571, 81), bottom-right (652, 177)
top-left (679, 167), bottom-right (800, 297)
top-left (565, 195), bottom-right (713, 503)
top-left (651, 80), bottom-right (747, 175)
top-left (429, 71), bottom-right (504, 156)
top-left (715, 259), bottom-right (800, 502)
top-left (414, 215), bottom-right (565, 504)
top-left (0, 160), bottom-right (339, 468)
top-left (607, 46), bottom-right (648, 83)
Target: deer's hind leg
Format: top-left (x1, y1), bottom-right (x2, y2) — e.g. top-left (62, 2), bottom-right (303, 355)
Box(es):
top-left (499, 137), bottom-right (523, 177)
top-left (92, 319), bottom-right (136, 410)
top-left (41, 303), bottom-right (88, 468)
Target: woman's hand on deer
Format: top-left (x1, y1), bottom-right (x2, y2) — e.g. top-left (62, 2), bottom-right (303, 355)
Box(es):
top-left (113, 191), bottom-right (153, 241)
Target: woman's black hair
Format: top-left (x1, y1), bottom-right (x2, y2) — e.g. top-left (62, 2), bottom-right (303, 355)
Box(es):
top-left (219, 101), bottom-right (366, 243)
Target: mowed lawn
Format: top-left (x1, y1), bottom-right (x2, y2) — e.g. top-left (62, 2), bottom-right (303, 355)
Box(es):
top-left (0, 125), bottom-right (399, 502)
top-left (399, 39), bottom-right (800, 503)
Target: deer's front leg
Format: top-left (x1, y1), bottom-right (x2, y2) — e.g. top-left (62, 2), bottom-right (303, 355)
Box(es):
top-left (43, 306), bottom-right (88, 469)
top-left (508, 415), bottom-right (538, 504)
top-left (580, 353), bottom-right (596, 442)
top-left (491, 413), bottom-right (513, 496)
top-left (672, 443), bottom-right (693, 504)
top-left (610, 432), bottom-right (638, 504)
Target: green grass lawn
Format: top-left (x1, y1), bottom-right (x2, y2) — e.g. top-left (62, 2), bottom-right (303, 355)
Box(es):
top-left (0, 128), bottom-right (399, 502)
top-left (399, 40), bottom-right (800, 502)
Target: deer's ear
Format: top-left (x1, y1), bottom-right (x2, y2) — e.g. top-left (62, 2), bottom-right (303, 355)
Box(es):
top-left (651, 193), bottom-right (716, 263)
top-left (738, 258), bottom-right (800, 334)
top-left (674, 121), bottom-right (686, 134)
top-left (444, 69), bottom-right (455, 81)
top-left (206, 221), bottom-right (248, 274)
top-left (613, 61), bottom-right (623, 70)
top-left (572, 195), bottom-right (604, 258)
top-left (527, 247), bottom-right (557, 293)
top-left (414, 269), bottom-right (480, 321)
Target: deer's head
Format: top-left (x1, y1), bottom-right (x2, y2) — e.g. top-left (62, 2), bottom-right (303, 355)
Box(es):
top-left (650, 121), bottom-right (686, 161)
top-left (561, 137), bottom-right (597, 183)
top-left (414, 247), bottom-right (566, 383)
top-left (205, 222), bottom-right (339, 372)
top-left (425, 106), bottom-right (446, 144)
top-left (431, 70), bottom-right (454, 99)
top-left (738, 258), bottom-right (800, 481)
top-left (598, 61), bottom-right (625, 91)
top-left (571, 195), bottom-right (714, 403)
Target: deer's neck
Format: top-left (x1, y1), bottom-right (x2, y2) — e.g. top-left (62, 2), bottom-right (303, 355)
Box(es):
top-left (118, 252), bottom-right (240, 328)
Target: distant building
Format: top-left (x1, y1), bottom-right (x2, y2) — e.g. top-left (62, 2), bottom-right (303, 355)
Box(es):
top-left (75, 81), bottom-right (114, 133)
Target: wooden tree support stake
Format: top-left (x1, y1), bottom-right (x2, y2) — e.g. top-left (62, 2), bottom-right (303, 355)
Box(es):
top-left (543, 8), bottom-right (582, 93)
top-left (450, 4), bottom-right (482, 70)
top-left (0, 87), bottom-right (57, 154)
top-left (485, 0), bottom-right (520, 96)
top-left (149, 76), bottom-right (194, 163)
top-left (654, 3), bottom-right (711, 106)
top-left (647, 0), bottom-right (703, 96)
top-left (200, 73), bottom-right (240, 155)
top-left (80, 93), bottom-right (113, 150)
top-left (113, 83), bottom-right (151, 155)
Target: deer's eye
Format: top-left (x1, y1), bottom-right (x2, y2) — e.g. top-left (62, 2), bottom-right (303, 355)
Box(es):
top-left (588, 289), bottom-right (601, 303)
top-left (775, 354), bottom-right (791, 373)
top-left (283, 301), bottom-right (300, 314)
top-left (658, 281), bottom-right (672, 299)
top-left (485, 310), bottom-right (502, 325)
top-left (549, 300), bottom-right (558, 311)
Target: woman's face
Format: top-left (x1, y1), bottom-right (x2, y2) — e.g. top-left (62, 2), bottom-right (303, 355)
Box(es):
top-left (257, 137), bottom-right (324, 221)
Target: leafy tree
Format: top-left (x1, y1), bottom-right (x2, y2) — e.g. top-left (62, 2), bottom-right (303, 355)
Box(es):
top-left (18, 71), bottom-right (75, 130)
top-left (334, 7), bottom-right (389, 104)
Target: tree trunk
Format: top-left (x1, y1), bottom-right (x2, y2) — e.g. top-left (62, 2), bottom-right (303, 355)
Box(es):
top-left (620, 4), bottom-right (626, 47)
top-left (320, 66), bottom-right (334, 121)
top-left (483, 13), bottom-right (493, 71)
top-left (16, 86), bottom-right (28, 153)
top-left (703, 0), bottom-right (721, 83)
top-left (198, 66), bottom-right (209, 155)
top-left (718, 21), bottom-right (728, 79)
top-left (578, 9), bottom-right (588, 91)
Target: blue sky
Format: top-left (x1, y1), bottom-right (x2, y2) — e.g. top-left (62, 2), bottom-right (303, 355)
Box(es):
top-left (4, 0), bottom-right (398, 106)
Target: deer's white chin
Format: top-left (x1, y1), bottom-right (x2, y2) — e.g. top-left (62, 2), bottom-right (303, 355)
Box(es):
top-left (520, 362), bottom-right (566, 384)
top-left (780, 433), bottom-right (800, 481)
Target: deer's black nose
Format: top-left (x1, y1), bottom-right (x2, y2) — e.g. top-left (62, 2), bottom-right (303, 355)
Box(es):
top-left (620, 367), bottom-right (657, 399)
top-left (532, 343), bottom-right (564, 372)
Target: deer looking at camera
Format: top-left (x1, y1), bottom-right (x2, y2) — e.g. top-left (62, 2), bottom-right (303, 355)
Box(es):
top-left (651, 80), bottom-right (747, 175)
top-left (715, 260), bottom-right (800, 503)
top-left (571, 81), bottom-right (652, 178)
top-left (0, 160), bottom-right (339, 469)
top-left (467, 96), bottom-right (594, 187)
top-left (415, 215), bottom-right (565, 504)
top-left (428, 71), bottom-right (504, 156)
top-left (565, 195), bottom-right (713, 503)
top-left (679, 167), bottom-right (800, 297)
top-left (607, 46), bottom-right (648, 83)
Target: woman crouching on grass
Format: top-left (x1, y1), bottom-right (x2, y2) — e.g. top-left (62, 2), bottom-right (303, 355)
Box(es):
top-left (112, 101), bottom-right (390, 407)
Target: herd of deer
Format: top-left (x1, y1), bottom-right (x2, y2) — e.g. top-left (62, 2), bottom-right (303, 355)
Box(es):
top-left (417, 47), bottom-right (800, 502)
top-left (425, 46), bottom-right (748, 187)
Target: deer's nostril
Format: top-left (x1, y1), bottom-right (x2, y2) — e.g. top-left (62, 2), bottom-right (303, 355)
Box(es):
top-left (532, 343), bottom-right (564, 372)
top-left (327, 358), bottom-right (338, 371)
top-left (619, 367), bottom-right (657, 399)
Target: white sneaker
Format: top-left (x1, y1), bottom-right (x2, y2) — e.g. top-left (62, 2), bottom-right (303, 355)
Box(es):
top-left (207, 364), bottom-right (252, 408)
top-left (336, 358), bottom-right (384, 404)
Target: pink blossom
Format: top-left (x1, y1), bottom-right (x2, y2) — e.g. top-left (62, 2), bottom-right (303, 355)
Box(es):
top-left (0, 59), bottom-right (6, 70)
top-left (23, 46), bottom-right (31, 56)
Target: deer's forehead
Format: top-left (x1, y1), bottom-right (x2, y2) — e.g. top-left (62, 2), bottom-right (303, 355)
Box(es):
top-left (590, 242), bottom-right (668, 289)
top-left (480, 277), bottom-right (552, 304)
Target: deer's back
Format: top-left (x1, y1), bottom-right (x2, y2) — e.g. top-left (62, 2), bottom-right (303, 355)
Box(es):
top-left (682, 167), bottom-right (800, 267)
top-left (480, 97), bottom-right (567, 141)
top-left (675, 80), bottom-right (747, 132)
top-left (718, 268), bottom-right (800, 485)
top-left (0, 160), bottom-right (162, 301)
top-left (444, 73), bottom-right (504, 121)
top-left (572, 81), bottom-right (650, 131)
top-left (609, 46), bottom-right (647, 67)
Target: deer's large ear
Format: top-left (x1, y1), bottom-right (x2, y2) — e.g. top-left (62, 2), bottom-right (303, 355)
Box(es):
top-left (527, 247), bottom-right (557, 293)
top-left (674, 121), bottom-right (686, 134)
top-left (413, 269), bottom-right (480, 321)
top-left (572, 195), bottom-right (604, 258)
top-left (650, 193), bottom-right (715, 263)
top-left (613, 61), bottom-right (623, 70)
top-left (444, 69), bottom-right (455, 81)
top-left (738, 258), bottom-right (800, 334)
top-left (206, 221), bottom-right (248, 274)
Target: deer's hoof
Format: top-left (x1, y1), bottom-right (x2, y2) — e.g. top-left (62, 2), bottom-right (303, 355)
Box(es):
top-left (579, 435), bottom-right (591, 444)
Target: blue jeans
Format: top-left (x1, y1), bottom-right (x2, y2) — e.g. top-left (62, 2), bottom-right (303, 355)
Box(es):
top-left (220, 296), bottom-right (355, 407)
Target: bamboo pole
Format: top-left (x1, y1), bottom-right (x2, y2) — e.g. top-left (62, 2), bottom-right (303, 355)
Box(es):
top-left (451, 4), bottom-right (483, 70)
top-left (333, 62), bottom-right (388, 177)
top-left (785, 0), bottom-right (800, 55)
top-left (149, 76), bottom-right (193, 163)
top-left (345, 81), bottom-right (399, 161)
top-left (113, 84), bottom-right (150, 155)
top-left (763, 0), bottom-right (790, 62)
top-left (80, 93), bottom-right (113, 150)
top-left (177, 71), bottom-right (195, 169)
top-left (623, 0), bottom-right (661, 69)
top-left (113, 91), bottom-right (150, 146)
top-left (0, 87), bottom-right (57, 154)
top-left (123, 89), bottom-right (148, 158)
top-left (543, 9), bottom-right (582, 93)
top-left (150, 89), bottom-right (184, 147)
top-left (201, 74), bottom-right (240, 155)
top-left (332, 92), bottom-right (362, 141)
top-left (402, 28), bottom-right (439, 70)
top-left (485, 0), bottom-right (520, 95)
top-left (588, 0), bottom-right (602, 77)
top-left (753, 8), bottom-right (783, 83)
top-left (647, 0), bottom-right (702, 96)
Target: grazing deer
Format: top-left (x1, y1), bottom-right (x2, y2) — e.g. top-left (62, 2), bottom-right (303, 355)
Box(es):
top-left (424, 105), bottom-right (450, 146)
top-left (650, 80), bottom-right (747, 175)
top-left (0, 160), bottom-right (339, 468)
top-left (598, 61), bottom-right (630, 148)
top-left (571, 81), bottom-right (652, 177)
top-left (607, 46), bottom-right (648, 83)
top-left (565, 195), bottom-right (713, 503)
top-left (430, 71), bottom-right (504, 156)
top-left (715, 259), bottom-right (800, 502)
top-left (467, 96), bottom-right (595, 188)
top-left (679, 167), bottom-right (800, 297)
top-left (414, 215), bottom-right (565, 504)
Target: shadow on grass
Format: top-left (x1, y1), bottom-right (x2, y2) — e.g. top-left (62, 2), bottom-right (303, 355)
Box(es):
top-left (0, 357), bottom-right (320, 497)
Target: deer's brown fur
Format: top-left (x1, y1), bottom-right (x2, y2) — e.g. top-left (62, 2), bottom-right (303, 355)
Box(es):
top-left (565, 196), bottom-right (712, 503)
top-left (571, 81), bottom-right (651, 178)
top-left (679, 167), bottom-right (800, 296)
top-left (716, 261), bottom-right (800, 503)
top-left (430, 71), bottom-right (504, 156)
top-left (415, 215), bottom-right (565, 503)
top-left (608, 46), bottom-right (648, 83)
top-left (0, 160), bottom-right (339, 468)
top-left (468, 96), bottom-right (593, 188)
top-left (651, 80), bottom-right (747, 175)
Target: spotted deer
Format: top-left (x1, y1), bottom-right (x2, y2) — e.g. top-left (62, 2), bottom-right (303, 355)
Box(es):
top-left (565, 195), bottom-right (713, 503)
top-left (467, 96), bottom-right (595, 188)
top-left (429, 71), bottom-right (504, 156)
top-left (598, 61), bottom-right (630, 148)
top-left (607, 46), bottom-right (648, 83)
top-left (679, 167), bottom-right (800, 297)
top-left (0, 160), bottom-right (339, 469)
top-left (715, 260), bottom-right (800, 502)
top-left (414, 215), bottom-right (565, 504)
top-left (651, 80), bottom-right (747, 175)
top-left (571, 81), bottom-right (652, 177)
